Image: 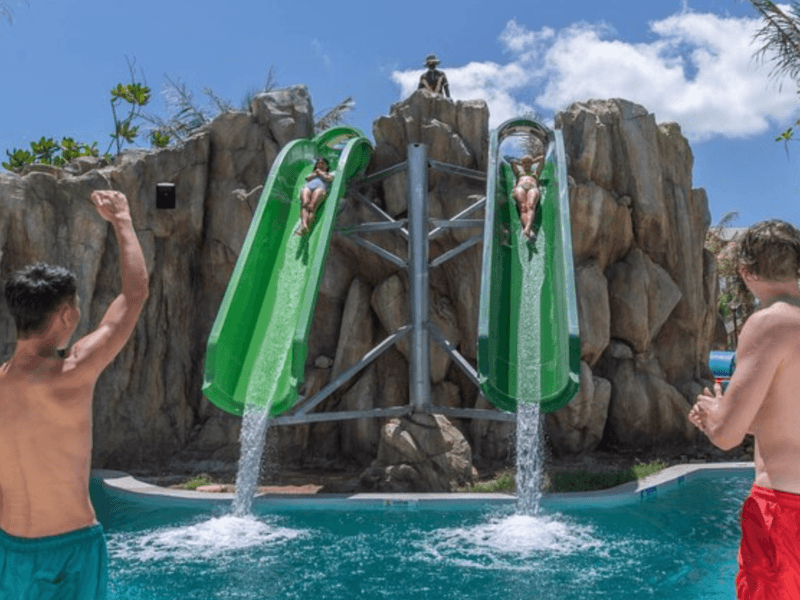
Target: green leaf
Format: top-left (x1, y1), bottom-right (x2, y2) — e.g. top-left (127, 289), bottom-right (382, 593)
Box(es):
top-left (3, 148), bottom-right (35, 171)
top-left (150, 130), bottom-right (170, 148)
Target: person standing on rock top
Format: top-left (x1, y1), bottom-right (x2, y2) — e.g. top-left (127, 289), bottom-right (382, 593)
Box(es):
top-left (418, 54), bottom-right (450, 98)
top-left (688, 219), bottom-right (800, 599)
top-left (0, 190), bottom-right (148, 600)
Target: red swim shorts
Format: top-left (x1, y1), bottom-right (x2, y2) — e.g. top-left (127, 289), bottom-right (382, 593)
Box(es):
top-left (737, 485), bottom-right (800, 599)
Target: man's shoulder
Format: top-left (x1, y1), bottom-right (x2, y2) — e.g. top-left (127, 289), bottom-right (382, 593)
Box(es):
top-left (742, 303), bottom-right (800, 341)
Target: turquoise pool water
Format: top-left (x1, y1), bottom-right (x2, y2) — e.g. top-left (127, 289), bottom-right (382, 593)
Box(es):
top-left (92, 472), bottom-right (750, 600)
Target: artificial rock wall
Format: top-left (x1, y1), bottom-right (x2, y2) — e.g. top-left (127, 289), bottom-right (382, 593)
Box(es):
top-left (0, 88), bottom-right (716, 473)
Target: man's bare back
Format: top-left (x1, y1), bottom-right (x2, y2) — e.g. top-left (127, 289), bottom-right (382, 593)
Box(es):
top-left (0, 190), bottom-right (148, 538)
top-left (742, 299), bottom-right (800, 493)
top-left (0, 354), bottom-right (97, 537)
top-left (689, 220), bottom-right (800, 493)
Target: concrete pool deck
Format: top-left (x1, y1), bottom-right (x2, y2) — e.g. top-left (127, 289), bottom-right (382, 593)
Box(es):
top-left (93, 462), bottom-right (754, 510)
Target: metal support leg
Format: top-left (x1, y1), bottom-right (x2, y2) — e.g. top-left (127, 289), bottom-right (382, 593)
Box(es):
top-left (408, 144), bottom-right (430, 410)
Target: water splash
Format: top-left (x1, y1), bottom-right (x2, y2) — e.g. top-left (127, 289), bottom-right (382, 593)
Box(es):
top-left (107, 514), bottom-right (307, 564)
top-left (420, 512), bottom-right (601, 571)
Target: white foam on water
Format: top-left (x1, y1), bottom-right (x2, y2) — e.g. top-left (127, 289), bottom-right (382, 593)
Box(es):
top-left (418, 513), bottom-right (601, 572)
top-left (108, 514), bottom-right (308, 564)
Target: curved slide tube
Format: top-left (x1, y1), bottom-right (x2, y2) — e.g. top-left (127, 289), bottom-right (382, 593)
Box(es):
top-left (203, 127), bottom-right (373, 416)
top-left (478, 118), bottom-right (580, 414)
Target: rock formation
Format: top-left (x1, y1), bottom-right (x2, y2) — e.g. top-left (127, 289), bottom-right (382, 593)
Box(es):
top-left (359, 413), bottom-right (477, 492)
top-left (554, 99), bottom-right (716, 450)
top-left (0, 88), bottom-right (716, 483)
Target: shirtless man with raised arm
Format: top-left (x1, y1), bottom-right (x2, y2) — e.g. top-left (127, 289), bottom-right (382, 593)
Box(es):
top-left (688, 219), bottom-right (800, 599)
top-left (0, 190), bottom-right (148, 599)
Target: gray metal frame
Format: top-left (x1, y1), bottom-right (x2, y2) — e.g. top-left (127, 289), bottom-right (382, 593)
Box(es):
top-left (271, 144), bottom-right (515, 426)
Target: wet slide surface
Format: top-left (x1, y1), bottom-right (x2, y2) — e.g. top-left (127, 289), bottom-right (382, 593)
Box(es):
top-left (478, 118), bottom-right (580, 414)
top-left (203, 128), bottom-right (372, 416)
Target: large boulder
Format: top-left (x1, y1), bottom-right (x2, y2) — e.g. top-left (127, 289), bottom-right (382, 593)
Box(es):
top-left (602, 343), bottom-right (695, 446)
top-left (359, 413), bottom-right (476, 492)
top-left (545, 361), bottom-right (611, 455)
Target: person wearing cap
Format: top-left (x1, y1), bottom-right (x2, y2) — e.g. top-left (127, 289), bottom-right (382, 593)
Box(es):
top-left (418, 54), bottom-right (450, 98)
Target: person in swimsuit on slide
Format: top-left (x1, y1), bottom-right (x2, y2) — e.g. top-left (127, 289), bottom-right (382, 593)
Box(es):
top-left (296, 157), bottom-right (335, 236)
top-left (0, 190), bottom-right (148, 599)
top-left (688, 219), bottom-right (800, 599)
top-left (511, 153), bottom-right (544, 241)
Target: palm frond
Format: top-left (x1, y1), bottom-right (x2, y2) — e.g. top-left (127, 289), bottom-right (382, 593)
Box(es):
top-left (314, 97), bottom-right (355, 133)
top-left (202, 87), bottom-right (233, 114)
top-left (241, 67), bottom-right (278, 111)
top-left (749, 0), bottom-right (800, 83)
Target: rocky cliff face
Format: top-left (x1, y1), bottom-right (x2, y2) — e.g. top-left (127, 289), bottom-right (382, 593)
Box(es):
top-left (0, 88), bottom-right (714, 475)
top-left (551, 100), bottom-right (716, 453)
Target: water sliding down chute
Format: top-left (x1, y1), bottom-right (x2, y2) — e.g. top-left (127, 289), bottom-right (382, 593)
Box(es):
top-left (203, 127), bottom-right (373, 416)
top-left (477, 118), bottom-right (580, 413)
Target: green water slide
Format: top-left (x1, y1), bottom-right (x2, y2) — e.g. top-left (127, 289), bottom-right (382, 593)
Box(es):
top-left (203, 127), bottom-right (373, 417)
top-left (477, 118), bottom-right (581, 414)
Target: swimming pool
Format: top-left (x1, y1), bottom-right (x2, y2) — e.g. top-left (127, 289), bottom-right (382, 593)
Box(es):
top-left (92, 470), bottom-right (750, 600)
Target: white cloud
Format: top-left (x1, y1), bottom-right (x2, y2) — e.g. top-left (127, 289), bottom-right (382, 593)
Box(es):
top-left (311, 39), bottom-right (332, 71)
top-left (391, 61), bottom-right (538, 128)
top-left (391, 12), bottom-right (798, 141)
top-left (536, 12), bottom-right (796, 140)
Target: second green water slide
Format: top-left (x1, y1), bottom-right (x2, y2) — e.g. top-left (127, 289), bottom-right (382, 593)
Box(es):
top-left (203, 127), bottom-right (373, 416)
top-left (478, 118), bottom-right (581, 414)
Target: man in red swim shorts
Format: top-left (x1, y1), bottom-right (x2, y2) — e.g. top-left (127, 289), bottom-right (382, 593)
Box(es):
top-left (689, 219), bottom-right (800, 599)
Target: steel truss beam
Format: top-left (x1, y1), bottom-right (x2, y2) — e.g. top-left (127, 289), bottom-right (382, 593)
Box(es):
top-left (272, 147), bottom-right (512, 426)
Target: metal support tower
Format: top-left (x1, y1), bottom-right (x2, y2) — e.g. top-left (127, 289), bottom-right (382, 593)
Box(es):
top-left (270, 144), bottom-right (514, 426)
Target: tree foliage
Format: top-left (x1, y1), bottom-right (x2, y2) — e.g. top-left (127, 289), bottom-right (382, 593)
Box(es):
top-left (2, 137), bottom-right (98, 171)
top-left (3, 58), bottom-right (356, 173)
top-left (747, 1), bottom-right (800, 142)
top-left (704, 210), bottom-right (756, 346)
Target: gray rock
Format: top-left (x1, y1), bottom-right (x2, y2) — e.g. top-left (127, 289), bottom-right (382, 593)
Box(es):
top-left (546, 361), bottom-right (610, 454)
top-left (570, 182), bottom-right (633, 271)
top-left (332, 277), bottom-right (374, 382)
top-left (605, 351), bottom-right (695, 445)
top-left (575, 261), bottom-right (610, 366)
top-left (340, 365), bottom-right (379, 466)
top-left (607, 248), bottom-right (682, 353)
top-left (363, 413), bottom-right (476, 492)
top-left (371, 273), bottom-right (458, 384)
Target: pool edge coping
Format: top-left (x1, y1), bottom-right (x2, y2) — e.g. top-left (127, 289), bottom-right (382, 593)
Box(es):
top-left (92, 462), bottom-right (755, 508)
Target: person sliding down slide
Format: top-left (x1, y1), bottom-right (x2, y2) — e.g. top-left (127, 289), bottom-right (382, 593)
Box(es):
top-left (296, 157), bottom-right (335, 236)
top-left (688, 219), bottom-right (800, 599)
top-left (511, 153), bottom-right (544, 241)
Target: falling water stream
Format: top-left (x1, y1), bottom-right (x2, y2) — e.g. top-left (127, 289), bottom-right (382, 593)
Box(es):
top-left (231, 406), bottom-right (272, 517)
top-left (513, 195), bottom-right (546, 516)
top-left (515, 402), bottom-right (543, 515)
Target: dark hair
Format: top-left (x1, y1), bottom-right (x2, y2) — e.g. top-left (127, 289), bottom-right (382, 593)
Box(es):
top-left (3, 263), bottom-right (78, 337)
top-left (315, 157), bottom-right (329, 169)
top-left (736, 219), bottom-right (800, 282)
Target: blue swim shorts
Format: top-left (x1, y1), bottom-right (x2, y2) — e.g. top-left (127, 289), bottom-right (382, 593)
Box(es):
top-left (0, 523), bottom-right (108, 600)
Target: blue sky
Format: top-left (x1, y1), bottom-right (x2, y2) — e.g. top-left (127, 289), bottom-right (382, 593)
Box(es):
top-left (1, 0), bottom-right (798, 229)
